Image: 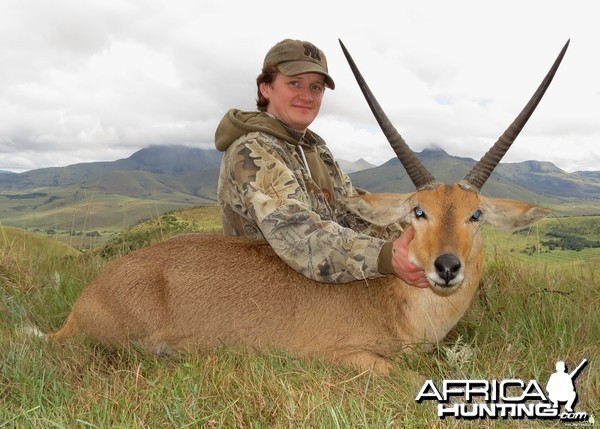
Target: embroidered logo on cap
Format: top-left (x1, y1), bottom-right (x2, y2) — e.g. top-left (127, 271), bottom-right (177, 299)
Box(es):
top-left (303, 43), bottom-right (321, 61)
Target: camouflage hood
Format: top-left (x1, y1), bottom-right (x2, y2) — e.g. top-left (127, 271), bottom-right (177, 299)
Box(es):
top-left (215, 109), bottom-right (305, 152)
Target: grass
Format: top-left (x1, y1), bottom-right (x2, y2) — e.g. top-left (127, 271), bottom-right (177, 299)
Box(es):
top-left (0, 208), bottom-right (598, 427)
top-left (0, 190), bottom-right (213, 251)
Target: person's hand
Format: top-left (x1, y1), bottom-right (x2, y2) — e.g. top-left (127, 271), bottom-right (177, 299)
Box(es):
top-left (391, 225), bottom-right (429, 288)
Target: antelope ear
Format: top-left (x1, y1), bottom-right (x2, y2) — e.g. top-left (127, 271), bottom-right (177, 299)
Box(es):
top-left (479, 196), bottom-right (553, 231)
top-left (339, 193), bottom-right (413, 226)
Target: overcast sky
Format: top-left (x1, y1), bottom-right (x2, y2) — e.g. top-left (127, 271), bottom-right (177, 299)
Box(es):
top-left (1, 0), bottom-right (598, 173)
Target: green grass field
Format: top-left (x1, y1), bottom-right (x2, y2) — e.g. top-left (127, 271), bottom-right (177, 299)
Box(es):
top-left (0, 190), bottom-right (212, 250)
top-left (1, 207), bottom-right (598, 427)
top-left (483, 215), bottom-right (599, 280)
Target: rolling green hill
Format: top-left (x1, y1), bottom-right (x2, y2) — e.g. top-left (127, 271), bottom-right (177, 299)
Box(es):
top-left (0, 226), bottom-right (80, 258)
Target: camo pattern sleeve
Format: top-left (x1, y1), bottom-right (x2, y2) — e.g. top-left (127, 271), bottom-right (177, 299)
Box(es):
top-left (218, 132), bottom-right (390, 283)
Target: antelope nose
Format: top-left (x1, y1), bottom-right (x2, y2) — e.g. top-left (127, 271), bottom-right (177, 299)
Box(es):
top-left (434, 253), bottom-right (461, 285)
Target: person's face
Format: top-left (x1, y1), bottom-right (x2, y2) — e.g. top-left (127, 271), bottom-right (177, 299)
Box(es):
top-left (260, 72), bottom-right (326, 132)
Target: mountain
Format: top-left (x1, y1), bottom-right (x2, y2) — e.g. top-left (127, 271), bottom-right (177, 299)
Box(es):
top-left (0, 145), bottom-right (598, 235)
top-left (0, 145), bottom-right (223, 232)
top-left (349, 148), bottom-right (600, 204)
top-left (0, 145), bottom-right (222, 191)
top-left (493, 160), bottom-right (600, 200)
top-left (337, 158), bottom-right (376, 173)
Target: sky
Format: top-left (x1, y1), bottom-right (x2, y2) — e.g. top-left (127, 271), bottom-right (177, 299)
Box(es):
top-left (1, 0), bottom-right (598, 173)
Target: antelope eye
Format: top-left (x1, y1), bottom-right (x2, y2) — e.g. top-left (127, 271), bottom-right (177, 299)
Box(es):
top-left (470, 210), bottom-right (482, 222)
top-left (414, 206), bottom-right (426, 219)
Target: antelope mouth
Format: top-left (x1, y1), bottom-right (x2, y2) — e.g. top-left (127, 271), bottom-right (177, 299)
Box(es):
top-left (425, 274), bottom-right (465, 297)
top-left (427, 273), bottom-right (464, 290)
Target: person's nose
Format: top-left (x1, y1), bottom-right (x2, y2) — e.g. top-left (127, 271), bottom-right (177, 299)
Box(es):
top-left (298, 86), bottom-right (313, 101)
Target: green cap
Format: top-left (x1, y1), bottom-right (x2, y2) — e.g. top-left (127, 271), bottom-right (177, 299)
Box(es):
top-left (263, 39), bottom-right (335, 89)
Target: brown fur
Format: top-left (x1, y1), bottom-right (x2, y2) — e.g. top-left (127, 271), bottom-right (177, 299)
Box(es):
top-left (48, 185), bottom-right (551, 373)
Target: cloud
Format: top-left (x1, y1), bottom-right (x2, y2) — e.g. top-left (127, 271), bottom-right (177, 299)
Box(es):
top-left (0, 0), bottom-right (598, 173)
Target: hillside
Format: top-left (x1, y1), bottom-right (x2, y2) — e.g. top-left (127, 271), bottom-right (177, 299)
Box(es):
top-left (349, 148), bottom-right (600, 211)
top-left (0, 145), bottom-right (598, 238)
top-left (0, 146), bottom-right (223, 191)
top-left (1, 204), bottom-right (597, 427)
top-left (0, 146), bottom-right (221, 235)
top-left (0, 226), bottom-right (81, 260)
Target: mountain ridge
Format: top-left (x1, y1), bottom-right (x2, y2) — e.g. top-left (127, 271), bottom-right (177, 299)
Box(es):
top-left (0, 145), bottom-right (597, 233)
top-left (349, 147), bottom-right (600, 202)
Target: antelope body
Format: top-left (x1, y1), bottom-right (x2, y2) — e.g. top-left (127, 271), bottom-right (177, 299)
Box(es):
top-left (46, 40), bottom-right (568, 373)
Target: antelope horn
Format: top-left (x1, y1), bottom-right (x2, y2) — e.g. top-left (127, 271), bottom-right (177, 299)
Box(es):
top-left (339, 39), bottom-right (438, 190)
top-left (460, 40), bottom-right (570, 192)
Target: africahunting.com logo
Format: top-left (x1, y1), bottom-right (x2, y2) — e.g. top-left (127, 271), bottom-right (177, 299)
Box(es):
top-left (416, 359), bottom-right (594, 424)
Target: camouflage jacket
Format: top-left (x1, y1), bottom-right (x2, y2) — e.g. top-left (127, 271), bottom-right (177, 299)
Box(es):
top-left (214, 109), bottom-right (401, 283)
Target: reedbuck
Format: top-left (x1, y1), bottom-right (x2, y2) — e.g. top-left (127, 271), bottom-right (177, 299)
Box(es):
top-left (45, 40), bottom-right (568, 373)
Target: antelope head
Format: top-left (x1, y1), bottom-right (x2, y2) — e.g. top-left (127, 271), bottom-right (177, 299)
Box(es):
top-left (339, 40), bottom-right (568, 293)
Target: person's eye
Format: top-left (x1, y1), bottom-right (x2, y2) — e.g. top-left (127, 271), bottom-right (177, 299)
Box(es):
top-left (311, 84), bottom-right (324, 94)
top-left (288, 80), bottom-right (300, 88)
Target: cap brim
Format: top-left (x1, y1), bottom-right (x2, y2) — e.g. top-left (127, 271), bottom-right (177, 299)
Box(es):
top-left (277, 61), bottom-right (335, 89)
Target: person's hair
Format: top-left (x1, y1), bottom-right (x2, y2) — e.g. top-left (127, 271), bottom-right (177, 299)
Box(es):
top-left (256, 65), bottom-right (278, 112)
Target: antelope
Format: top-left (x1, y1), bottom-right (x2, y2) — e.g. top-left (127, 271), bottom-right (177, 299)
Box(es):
top-left (43, 40), bottom-right (568, 374)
